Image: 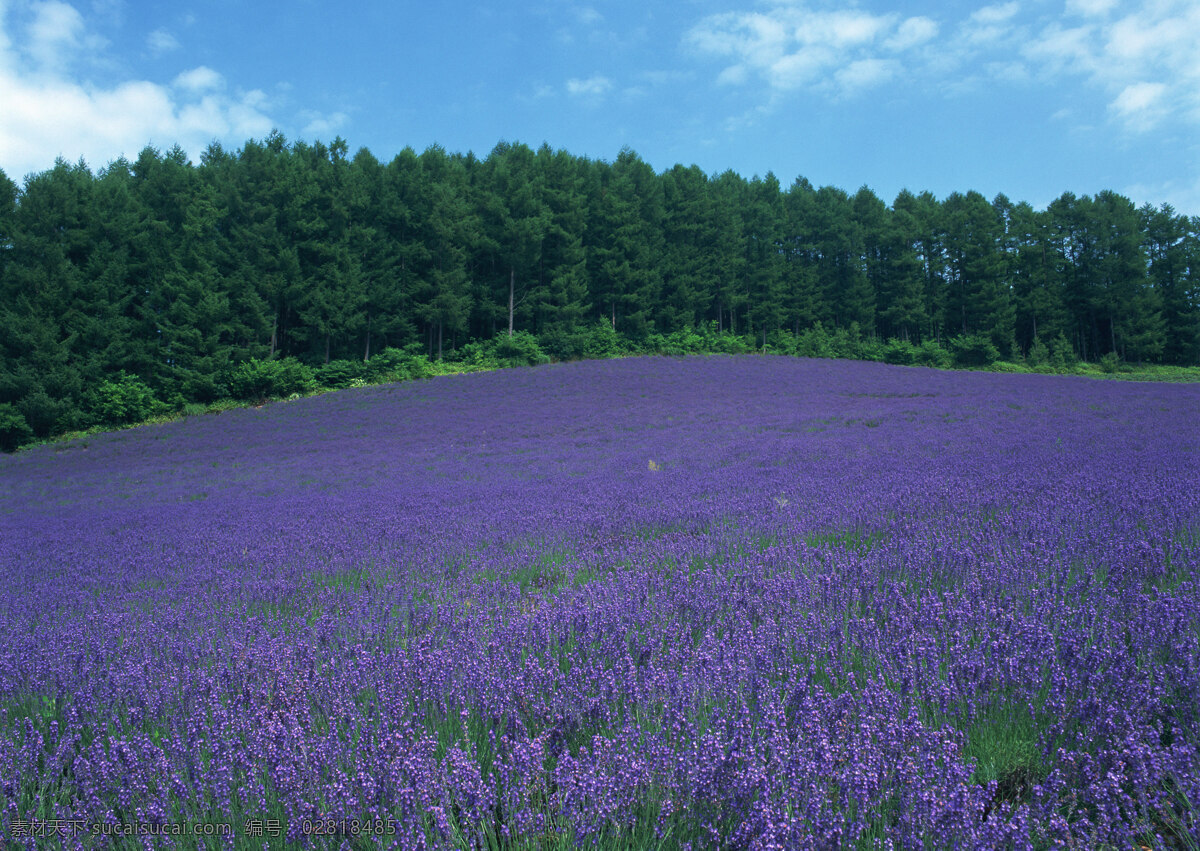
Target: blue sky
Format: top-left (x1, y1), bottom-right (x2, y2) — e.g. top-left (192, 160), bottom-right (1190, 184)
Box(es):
top-left (2, 0), bottom-right (1198, 215)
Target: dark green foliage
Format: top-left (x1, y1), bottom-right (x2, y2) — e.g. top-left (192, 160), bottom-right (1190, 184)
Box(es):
top-left (362, 346), bottom-right (432, 382)
top-left (89, 372), bottom-right (166, 426)
top-left (227, 358), bottom-right (316, 401)
top-left (948, 334), bottom-right (1001, 368)
top-left (914, 340), bottom-right (953, 369)
top-left (884, 339), bottom-right (918, 365)
top-left (0, 403), bottom-right (32, 452)
top-left (540, 318), bottom-right (631, 361)
top-left (314, 359), bottom-right (365, 389)
top-left (18, 390), bottom-right (69, 438)
top-left (0, 132), bottom-right (1195, 451)
top-left (1027, 337), bottom-right (1050, 368)
top-left (491, 330), bottom-right (550, 367)
top-left (1050, 332), bottom-right (1078, 370)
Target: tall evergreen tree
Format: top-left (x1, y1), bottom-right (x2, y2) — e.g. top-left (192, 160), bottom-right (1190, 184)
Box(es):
top-left (941, 191), bottom-right (1013, 353)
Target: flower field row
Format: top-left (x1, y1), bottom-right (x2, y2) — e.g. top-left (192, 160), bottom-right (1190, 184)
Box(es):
top-left (1, 355), bottom-right (1198, 848)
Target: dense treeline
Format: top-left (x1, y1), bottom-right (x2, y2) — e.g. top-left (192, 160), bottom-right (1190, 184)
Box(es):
top-left (1, 133), bottom-right (1199, 450)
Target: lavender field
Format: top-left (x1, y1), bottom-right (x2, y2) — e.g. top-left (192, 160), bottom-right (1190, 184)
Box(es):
top-left (1, 355), bottom-right (1198, 849)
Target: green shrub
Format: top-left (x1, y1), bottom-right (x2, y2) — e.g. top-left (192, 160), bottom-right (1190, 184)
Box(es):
top-left (315, 359), bottom-right (365, 389)
top-left (88, 373), bottom-right (165, 427)
top-left (1050, 333), bottom-right (1077, 370)
top-left (492, 330), bottom-right (551, 367)
top-left (990, 361), bottom-right (1030, 373)
top-left (855, 335), bottom-right (887, 362)
top-left (0, 403), bottom-right (33, 452)
top-left (647, 327), bottom-right (708, 356)
top-left (884, 339), bottom-right (918, 365)
top-left (765, 329), bottom-right (799, 357)
top-left (1027, 336), bottom-right (1050, 368)
top-left (1099, 352), bottom-right (1121, 374)
top-left (227, 358), bottom-right (316, 401)
top-left (948, 334), bottom-right (1001, 368)
top-left (572, 319), bottom-right (627, 359)
top-left (18, 390), bottom-right (70, 437)
top-left (363, 346), bottom-right (432, 382)
top-left (795, 323), bottom-right (839, 359)
top-left (914, 339), bottom-right (953, 369)
top-left (180, 373), bottom-right (224, 404)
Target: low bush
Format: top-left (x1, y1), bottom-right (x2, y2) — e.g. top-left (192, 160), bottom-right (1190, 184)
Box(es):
top-left (363, 346), bottom-right (432, 382)
top-left (948, 334), bottom-right (1001, 368)
top-left (0, 403), bottom-right (33, 452)
top-left (315, 359), bottom-right (366, 389)
top-left (1050, 333), bottom-right (1078, 371)
top-left (88, 372), bottom-right (167, 427)
top-left (492, 330), bottom-right (551, 367)
top-left (914, 339), bottom-right (953, 369)
top-left (227, 358), bottom-right (316, 401)
top-left (884, 339), bottom-right (918, 365)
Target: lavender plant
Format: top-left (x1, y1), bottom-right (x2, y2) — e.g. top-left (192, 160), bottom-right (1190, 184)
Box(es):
top-left (1, 356), bottom-right (1197, 849)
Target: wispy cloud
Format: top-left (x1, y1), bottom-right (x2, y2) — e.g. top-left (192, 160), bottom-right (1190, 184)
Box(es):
top-left (884, 17), bottom-right (938, 52)
top-left (959, 2), bottom-right (1021, 45)
top-left (300, 110), bottom-right (349, 139)
top-left (1109, 81), bottom-right (1168, 131)
top-left (685, 1), bottom-right (1200, 133)
top-left (684, 5), bottom-right (934, 96)
top-left (1024, 0), bottom-right (1200, 130)
top-left (1065, 0), bottom-right (1118, 17)
top-left (566, 75), bottom-right (612, 97)
top-left (0, 0), bottom-right (322, 179)
top-left (24, 0), bottom-right (99, 70)
top-left (173, 66), bottom-right (223, 93)
top-left (147, 28), bottom-right (180, 56)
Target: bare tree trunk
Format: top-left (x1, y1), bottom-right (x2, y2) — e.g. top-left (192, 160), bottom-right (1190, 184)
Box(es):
top-left (508, 268), bottom-right (515, 338)
top-left (364, 313), bottom-right (371, 361)
top-left (438, 321), bottom-right (443, 361)
top-left (611, 302), bottom-right (615, 330)
top-left (269, 315), bottom-right (277, 358)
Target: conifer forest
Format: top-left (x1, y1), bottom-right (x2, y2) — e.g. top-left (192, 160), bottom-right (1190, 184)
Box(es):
top-left (1, 133), bottom-right (1198, 450)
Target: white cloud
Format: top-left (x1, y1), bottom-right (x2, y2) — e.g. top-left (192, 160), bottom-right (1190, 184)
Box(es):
top-left (1024, 0), bottom-right (1200, 130)
top-left (970, 3), bottom-right (1020, 26)
top-left (960, 2), bottom-right (1021, 45)
top-left (835, 58), bottom-right (897, 91)
top-left (575, 6), bottom-right (601, 26)
top-left (0, 0), bottom-right (298, 180)
top-left (301, 111), bottom-right (348, 139)
top-left (1066, 0), bottom-right (1118, 17)
top-left (146, 28), bottom-right (179, 56)
top-left (798, 10), bottom-right (892, 48)
top-left (1109, 80), bottom-right (1168, 130)
top-left (25, 0), bottom-right (88, 69)
top-left (685, 5), bottom-right (914, 96)
top-left (885, 17), bottom-right (938, 51)
top-left (1122, 174), bottom-right (1200, 219)
top-left (566, 75), bottom-right (612, 96)
top-left (716, 64), bottom-right (749, 86)
top-left (173, 65), bottom-right (222, 93)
